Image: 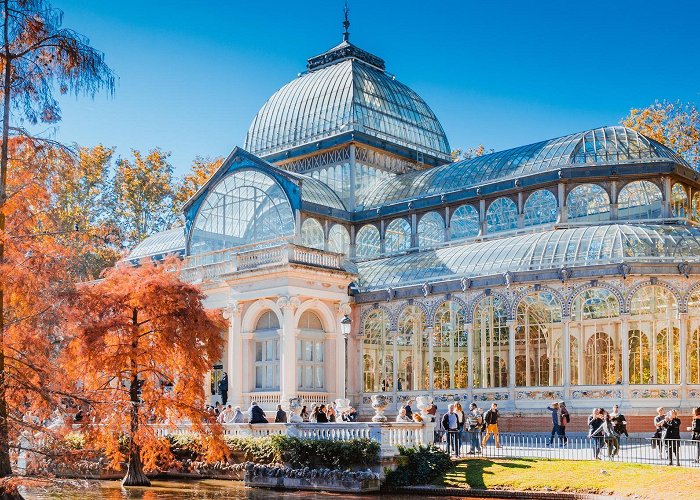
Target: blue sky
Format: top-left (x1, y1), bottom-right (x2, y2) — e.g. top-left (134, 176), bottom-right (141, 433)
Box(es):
top-left (48, 0), bottom-right (700, 174)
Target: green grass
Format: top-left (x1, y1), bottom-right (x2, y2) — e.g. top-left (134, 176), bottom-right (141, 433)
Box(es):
top-left (438, 458), bottom-right (700, 499)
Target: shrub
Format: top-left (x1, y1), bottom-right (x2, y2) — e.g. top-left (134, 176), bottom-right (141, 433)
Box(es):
top-left (272, 435), bottom-right (379, 469)
top-left (384, 445), bottom-right (453, 488)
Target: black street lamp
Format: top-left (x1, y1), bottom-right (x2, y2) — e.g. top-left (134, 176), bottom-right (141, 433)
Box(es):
top-left (340, 314), bottom-right (352, 400)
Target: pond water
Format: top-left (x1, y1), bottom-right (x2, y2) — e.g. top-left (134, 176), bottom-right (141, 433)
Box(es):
top-left (19, 479), bottom-right (483, 500)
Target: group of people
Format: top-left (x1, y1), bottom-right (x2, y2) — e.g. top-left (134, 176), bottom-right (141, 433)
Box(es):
top-left (588, 406), bottom-right (626, 460)
top-left (546, 401), bottom-right (571, 446)
top-left (436, 402), bottom-right (500, 457)
top-left (299, 402), bottom-right (358, 423)
top-left (652, 406), bottom-right (700, 465)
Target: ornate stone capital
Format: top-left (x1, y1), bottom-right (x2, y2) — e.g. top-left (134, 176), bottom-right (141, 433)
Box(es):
top-left (223, 300), bottom-right (242, 320)
top-left (338, 302), bottom-right (352, 316)
top-left (276, 295), bottom-right (300, 312)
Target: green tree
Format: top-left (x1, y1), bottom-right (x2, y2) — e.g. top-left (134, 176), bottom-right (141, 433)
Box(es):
top-left (0, 0), bottom-right (113, 478)
top-left (173, 156), bottom-right (223, 214)
top-left (622, 100), bottom-right (700, 169)
top-left (113, 148), bottom-right (174, 247)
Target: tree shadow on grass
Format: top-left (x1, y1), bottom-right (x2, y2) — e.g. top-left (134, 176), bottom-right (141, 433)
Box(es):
top-left (442, 458), bottom-right (534, 490)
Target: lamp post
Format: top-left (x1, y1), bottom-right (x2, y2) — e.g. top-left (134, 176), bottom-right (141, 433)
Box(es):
top-left (340, 314), bottom-right (352, 400)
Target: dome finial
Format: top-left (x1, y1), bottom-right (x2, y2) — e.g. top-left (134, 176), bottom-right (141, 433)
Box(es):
top-left (342, 1), bottom-right (350, 42)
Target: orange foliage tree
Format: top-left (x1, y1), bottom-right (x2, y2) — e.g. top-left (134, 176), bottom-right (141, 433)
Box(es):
top-left (67, 259), bottom-right (228, 486)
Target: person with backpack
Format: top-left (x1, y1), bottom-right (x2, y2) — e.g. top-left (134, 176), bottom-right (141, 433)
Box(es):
top-left (466, 403), bottom-right (482, 454)
top-left (588, 408), bottom-right (605, 460)
top-left (559, 401), bottom-right (570, 445)
top-left (481, 403), bottom-right (500, 448)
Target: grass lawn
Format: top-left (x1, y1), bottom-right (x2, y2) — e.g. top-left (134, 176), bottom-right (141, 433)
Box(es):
top-left (438, 458), bottom-right (700, 499)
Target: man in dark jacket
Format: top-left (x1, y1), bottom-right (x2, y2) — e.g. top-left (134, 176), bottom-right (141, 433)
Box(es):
top-left (218, 373), bottom-right (228, 406)
top-left (546, 402), bottom-right (561, 446)
top-left (248, 402), bottom-right (268, 424)
top-left (403, 400), bottom-right (413, 419)
top-left (482, 403), bottom-right (500, 448)
top-left (274, 404), bottom-right (287, 423)
top-left (441, 404), bottom-right (460, 456)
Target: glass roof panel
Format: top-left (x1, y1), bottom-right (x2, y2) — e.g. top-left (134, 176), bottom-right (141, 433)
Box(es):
top-left (128, 227), bottom-right (186, 260)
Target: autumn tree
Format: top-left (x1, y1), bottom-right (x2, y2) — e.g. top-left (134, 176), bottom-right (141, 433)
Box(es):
top-left (53, 144), bottom-right (121, 279)
top-left (451, 144), bottom-right (492, 162)
top-left (173, 156), bottom-right (223, 218)
top-left (67, 259), bottom-right (227, 486)
top-left (622, 100), bottom-right (700, 169)
top-left (113, 148), bottom-right (174, 247)
top-left (0, 0), bottom-right (113, 478)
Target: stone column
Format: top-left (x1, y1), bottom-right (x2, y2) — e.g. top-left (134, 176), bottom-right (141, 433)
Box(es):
top-left (224, 300), bottom-right (243, 408)
top-left (562, 319), bottom-right (571, 388)
top-left (557, 182), bottom-right (567, 224)
top-left (517, 192), bottom-right (524, 229)
top-left (467, 323), bottom-right (474, 390)
top-left (427, 327), bottom-right (434, 396)
top-left (663, 176), bottom-right (672, 218)
top-left (610, 180), bottom-right (618, 220)
top-left (621, 315), bottom-right (630, 385)
top-left (379, 220), bottom-right (386, 255)
top-left (507, 321), bottom-right (516, 389)
top-left (348, 144), bottom-right (357, 211)
top-left (679, 313), bottom-right (688, 387)
top-left (479, 199), bottom-right (486, 237)
top-left (391, 329), bottom-right (399, 410)
top-left (278, 296), bottom-right (299, 403)
top-left (444, 206), bottom-right (451, 241)
top-left (411, 214), bottom-right (418, 249)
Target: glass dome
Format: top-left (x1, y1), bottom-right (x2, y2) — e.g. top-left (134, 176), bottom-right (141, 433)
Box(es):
top-left (244, 41), bottom-right (451, 161)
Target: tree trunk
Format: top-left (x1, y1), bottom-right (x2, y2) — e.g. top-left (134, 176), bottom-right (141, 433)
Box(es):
top-left (122, 307), bottom-right (150, 487)
top-left (0, 0), bottom-right (15, 479)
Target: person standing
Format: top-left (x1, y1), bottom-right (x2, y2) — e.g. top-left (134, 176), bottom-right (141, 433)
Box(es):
top-left (688, 406), bottom-right (700, 463)
top-left (274, 404), bottom-right (287, 423)
top-left (588, 408), bottom-right (605, 460)
top-left (403, 400), bottom-right (414, 419)
top-left (559, 402), bottom-right (570, 445)
top-left (466, 403), bottom-right (482, 454)
top-left (454, 402), bottom-right (465, 455)
top-left (546, 402), bottom-right (561, 446)
top-left (441, 404), bottom-right (460, 457)
top-left (610, 404), bottom-right (628, 438)
top-left (653, 407), bottom-right (666, 459)
top-left (601, 412), bottom-right (619, 460)
top-left (662, 409), bottom-right (681, 466)
top-left (482, 403), bottom-right (500, 449)
top-left (218, 373), bottom-right (229, 406)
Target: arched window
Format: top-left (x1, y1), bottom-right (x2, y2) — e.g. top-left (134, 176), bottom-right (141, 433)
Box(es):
top-left (417, 212), bottom-right (444, 249)
top-left (687, 291), bottom-right (700, 384)
top-left (585, 332), bottom-right (617, 385)
top-left (566, 184), bottom-right (610, 222)
top-left (191, 169), bottom-right (295, 255)
top-left (450, 204), bottom-right (479, 240)
top-left (523, 189), bottom-right (557, 227)
top-left (254, 310), bottom-right (281, 390)
top-left (628, 330), bottom-right (650, 384)
top-left (472, 295), bottom-right (509, 388)
top-left (570, 288), bottom-right (620, 385)
top-left (397, 306), bottom-right (427, 391)
top-left (385, 218), bottom-right (412, 253)
top-left (297, 311), bottom-right (325, 390)
top-left (692, 192), bottom-right (700, 223)
top-left (300, 218), bottom-right (324, 250)
top-left (618, 180), bottom-right (662, 220)
top-left (629, 286), bottom-right (679, 385)
top-left (356, 224), bottom-right (380, 259)
top-left (553, 335), bottom-right (579, 385)
top-left (433, 301), bottom-right (467, 389)
top-left (486, 197), bottom-right (518, 233)
top-left (432, 357), bottom-right (450, 390)
top-left (327, 224), bottom-right (350, 256)
top-left (671, 183), bottom-right (689, 218)
top-left (515, 292), bottom-right (562, 387)
top-left (362, 310), bottom-right (392, 392)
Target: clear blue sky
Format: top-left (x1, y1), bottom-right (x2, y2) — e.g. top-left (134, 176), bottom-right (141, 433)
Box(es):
top-left (48, 0), bottom-right (700, 174)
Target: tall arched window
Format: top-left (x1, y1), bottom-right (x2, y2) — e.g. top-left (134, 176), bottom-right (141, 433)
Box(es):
top-left (328, 224), bottom-right (350, 256)
top-left (397, 306), bottom-right (427, 391)
top-left (433, 301), bottom-right (467, 389)
top-left (486, 197), bottom-right (518, 233)
top-left (553, 336), bottom-right (579, 385)
top-left (472, 296), bottom-right (509, 388)
top-left (362, 310), bottom-right (392, 392)
top-left (450, 204), bottom-right (479, 240)
top-left (515, 292), bottom-right (562, 387)
top-left (687, 291), bottom-right (700, 384)
top-left (566, 184), bottom-right (610, 222)
top-left (300, 218), bottom-right (324, 250)
top-left (417, 212), bottom-right (444, 249)
top-left (671, 183), bottom-right (689, 218)
top-left (523, 189), bottom-right (557, 227)
top-left (254, 310), bottom-right (281, 390)
top-left (191, 169), bottom-right (295, 255)
top-left (356, 224), bottom-right (380, 259)
top-left (618, 180), bottom-right (662, 220)
top-left (628, 330), bottom-right (650, 384)
top-left (297, 311), bottom-right (325, 390)
top-left (385, 218), bottom-right (412, 253)
top-left (629, 286), bottom-right (679, 385)
top-left (570, 288), bottom-right (620, 385)
top-left (585, 332), bottom-right (617, 385)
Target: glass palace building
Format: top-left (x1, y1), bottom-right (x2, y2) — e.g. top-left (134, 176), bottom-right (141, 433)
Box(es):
top-left (129, 33), bottom-right (700, 416)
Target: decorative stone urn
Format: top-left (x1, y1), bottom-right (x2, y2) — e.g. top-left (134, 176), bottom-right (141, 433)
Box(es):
top-left (287, 397), bottom-right (305, 423)
top-left (370, 394), bottom-right (389, 422)
top-left (416, 396), bottom-right (433, 420)
top-left (335, 398), bottom-right (351, 416)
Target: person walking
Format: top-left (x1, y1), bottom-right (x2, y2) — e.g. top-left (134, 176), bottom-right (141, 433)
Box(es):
top-left (588, 408), bottom-right (605, 460)
top-left (482, 403), bottom-right (500, 449)
top-left (610, 404), bottom-right (628, 438)
top-left (546, 402), bottom-right (561, 446)
top-left (653, 407), bottom-right (666, 459)
top-left (662, 409), bottom-right (681, 466)
top-left (274, 404), bottom-right (287, 423)
top-left (559, 402), bottom-right (570, 445)
top-left (466, 403), bottom-right (482, 454)
top-left (601, 412), bottom-right (619, 460)
top-left (441, 404), bottom-right (460, 457)
top-left (218, 373), bottom-right (229, 406)
top-left (688, 406), bottom-right (700, 463)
